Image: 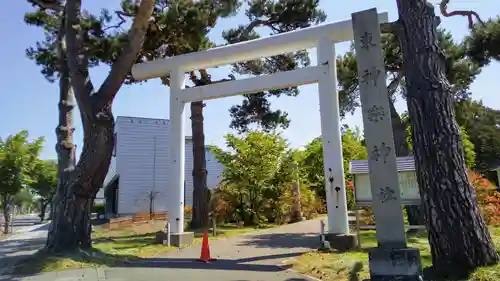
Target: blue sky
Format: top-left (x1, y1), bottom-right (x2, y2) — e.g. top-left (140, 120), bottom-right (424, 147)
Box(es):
top-left (1, 0), bottom-right (499, 160)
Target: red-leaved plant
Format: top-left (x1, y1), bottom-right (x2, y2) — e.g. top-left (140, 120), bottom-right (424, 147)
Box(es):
top-left (469, 171), bottom-right (500, 226)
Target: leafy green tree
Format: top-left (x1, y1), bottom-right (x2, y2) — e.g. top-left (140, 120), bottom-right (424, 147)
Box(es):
top-left (0, 130), bottom-right (44, 234)
top-left (210, 131), bottom-right (291, 225)
top-left (25, 0), bottom-right (155, 252)
top-left (454, 99), bottom-right (500, 171)
top-left (394, 0), bottom-right (498, 276)
top-left (464, 18), bottom-right (500, 67)
top-left (28, 160), bottom-right (58, 222)
top-left (301, 127), bottom-right (367, 209)
top-left (13, 187), bottom-right (35, 212)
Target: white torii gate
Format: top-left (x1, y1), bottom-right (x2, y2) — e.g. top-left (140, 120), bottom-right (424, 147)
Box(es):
top-left (131, 11), bottom-right (389, 240)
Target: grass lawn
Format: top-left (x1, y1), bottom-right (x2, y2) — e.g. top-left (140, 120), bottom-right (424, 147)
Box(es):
top-left (12, 220), bottom-right (271, 275)
top-left (287, 227), bottom-right (500, 281)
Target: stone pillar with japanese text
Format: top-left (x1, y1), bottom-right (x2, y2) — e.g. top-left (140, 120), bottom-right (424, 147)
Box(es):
top-left (352, 8), bottom-right (423, 281)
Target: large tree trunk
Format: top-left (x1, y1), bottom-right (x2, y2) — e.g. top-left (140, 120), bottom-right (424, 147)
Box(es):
top-left (395, 0), bottom-right (499, 277)
top-left (43, 0), bottom-right (153, 253)
top-left (388, 97), bottom-right (425, 226)
top-left (53, 13), bottom-right (76, 215)
top-left (39, 200), bottom-right (49, 222)
top-left (190, 101), bottom-right (210, 230)
top-left (46, 115), bottom-right (114, 252)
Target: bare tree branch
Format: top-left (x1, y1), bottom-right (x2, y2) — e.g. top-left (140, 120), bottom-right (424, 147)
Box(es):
top-left (160, 76), bottom-right (170, 86)
top-left (238, 19), bottom-right (278, 40)
top-left (28, 0), bottom-right (64, 12)
top-left (96, 0), bottom-right (155, 101)
top-left (440, 0), bottom-right (485, 29)
top-left (104, 11), bottom-right (133, 31)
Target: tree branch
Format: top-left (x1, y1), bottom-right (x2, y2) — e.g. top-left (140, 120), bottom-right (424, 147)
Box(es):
top-left (104, 11), bottom-right (132, 31)
top-left (440, 0), bottom-right (485, 29)
top-left (238, 19), bottom-right (276, 40)
top-left (380, 20), bottom-right (401, 34)
top-left (160, 76), bottom-right (170, 86)
top-left (28, 0), bottom-right (64, 12)
top-left (96, 0), bottom-right (155, 102)
top-left (387, 73), bottom-right (402, 96)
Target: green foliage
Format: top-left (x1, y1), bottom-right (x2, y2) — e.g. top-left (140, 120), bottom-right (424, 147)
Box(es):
top-left (25, 1), bottom-right (325, 132)
top-left (0, 131), bottom-right (44, 198)
top-left (92, 203), bottom-right (106, 215)
top-left (401, 113), bottom-right (476, 168)
top-left (28, 160), bottom-right (57, 202)
top-left (300, 127), bottom-right (367, 209)
top-left (465, 18), bottom-right (500, 67)
top-left (274, 182), bottom-right (323, 224)
top-left (222, 0), bottom-right (327, 132)
top-left (337, 29), bottom-right (480, 106)
top-left (461, 127), bottom-right (476, 169)
top-left (210, 131), bottom-right (289, 225)
top-left (210, 131), bottom-right (322, 225)
top-left (12, 187), bottom-right (35, 209)
top-left (454, 99), bottom-right (500, 171)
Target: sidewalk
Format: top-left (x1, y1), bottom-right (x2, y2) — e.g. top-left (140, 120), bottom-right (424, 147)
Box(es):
top-left (3, 219), bottom-right (324, 281)
top-left (0, 223), bottom-right (49, 278)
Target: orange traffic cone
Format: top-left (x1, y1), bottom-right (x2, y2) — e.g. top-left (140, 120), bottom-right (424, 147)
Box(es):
top-left (197, 231), bottom-right (216, 262)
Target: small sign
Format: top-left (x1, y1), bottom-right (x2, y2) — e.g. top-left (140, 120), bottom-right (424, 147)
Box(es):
top-left (350, 157), bottom-right (421, 205)
top-left (353, 171), bottom-right (421, 205)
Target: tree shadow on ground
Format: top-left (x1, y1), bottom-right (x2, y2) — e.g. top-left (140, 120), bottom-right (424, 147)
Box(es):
top-left (234, 278), bottom-right (311, 281)
top-left (122, 252), bottom-right (303, 273)
top-left (92, 232), bottom-right (157, 243)
top-left (9, 247), bottom-right (139, 277)
top-left (348, 261), bottom-right (364, 281)
top-left (0, 237), bottom-right (46, 259)
top-left (236, 233), bottom-right (319, 250)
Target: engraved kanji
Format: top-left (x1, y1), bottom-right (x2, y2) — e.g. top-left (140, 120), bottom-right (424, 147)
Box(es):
top-left (389, 251), bottom-right (407, 267)
top-left (360, 67), bottom-right (381, 86)
top-left (378, 186), bottom-right (397, 203)
top-left (371, 142), bottom-right (391, 163)
top-left (367, 105), bottom-right (385, 122)
top-left (360, 31), bottom-right (376, 50)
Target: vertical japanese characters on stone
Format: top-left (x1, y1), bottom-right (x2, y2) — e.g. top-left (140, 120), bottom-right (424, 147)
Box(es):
top-left (354, 9), bottom-right (422, 281)
top-left (352, 8), bottom-right (407, 246)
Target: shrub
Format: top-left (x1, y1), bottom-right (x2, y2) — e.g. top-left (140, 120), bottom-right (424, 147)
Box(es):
top-left (346, 180), bottom-right (355, 210)
top-left (274, 183), bottom-right (322, 224)
top-left (209, 187), bottom-right (235, 224)
top-left (360, 206), bottom-right (375, 225)
top-left (184, 205), bottom-right (192, 218)
top-left (470, 171), bottom-right (500, 226)
top-left (92, 203), bottom-right (105, 214)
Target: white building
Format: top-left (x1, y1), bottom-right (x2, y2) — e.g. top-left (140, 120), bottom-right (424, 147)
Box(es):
top-left (98, 116), bottom-right (225, 217)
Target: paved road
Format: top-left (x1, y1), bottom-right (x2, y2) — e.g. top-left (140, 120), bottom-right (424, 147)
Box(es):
top-left (3, 219), bottom-right (325, 281)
